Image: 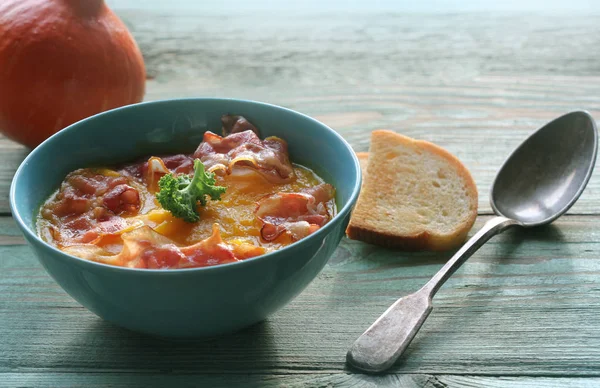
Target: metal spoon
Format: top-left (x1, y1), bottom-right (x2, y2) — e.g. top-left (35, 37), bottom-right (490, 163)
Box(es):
top-left (346, 111), bottom-right (598, 373)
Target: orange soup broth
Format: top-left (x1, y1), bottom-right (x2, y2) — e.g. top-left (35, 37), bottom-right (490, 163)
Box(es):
top-left (38, 164), bottom-right (335, 256)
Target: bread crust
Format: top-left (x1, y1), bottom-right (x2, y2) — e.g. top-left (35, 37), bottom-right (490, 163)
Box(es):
top-left (347, 130), bottom-right (478, 251)
top-left (356, 151), bottom-right (369, 161)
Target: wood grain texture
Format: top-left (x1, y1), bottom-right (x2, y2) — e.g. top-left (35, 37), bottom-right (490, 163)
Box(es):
top-left (120, 11), bottom-right (600, 85)
top-left (2, 215), bottom-right (600, 382)
top-left (2, 373), bottom-right (600, 388)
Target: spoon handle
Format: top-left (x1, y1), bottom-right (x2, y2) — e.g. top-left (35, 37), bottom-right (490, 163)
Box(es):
top-left (346, 216), bottom-right (520, 373)
top-left (421, 216), bottom-right (520, 296)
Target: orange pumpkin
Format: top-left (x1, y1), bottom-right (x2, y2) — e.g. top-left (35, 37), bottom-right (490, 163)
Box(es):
top-left (0, 0), bottom-right (146, 148)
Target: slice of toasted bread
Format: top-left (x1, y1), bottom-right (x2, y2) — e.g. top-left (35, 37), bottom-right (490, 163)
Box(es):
top-left (347, 130), bottom-right (478, 251)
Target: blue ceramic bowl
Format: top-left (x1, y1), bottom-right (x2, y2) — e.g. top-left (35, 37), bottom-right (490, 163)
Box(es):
top-left (10, 98), bottom-right (361, 338)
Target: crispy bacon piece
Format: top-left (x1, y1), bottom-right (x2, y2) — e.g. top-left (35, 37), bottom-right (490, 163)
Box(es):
top-left (43, 169), bottom-right (142, 246)
top-left (103, 184), bottom-right (140, 214)
top-left (193, 130), bottom-right (295, 182)
top-left (179, 224), bottom-right (238, 268)
top-left (66, 171), bottom-right (129, 197)
top-left (62, 225), bottom-right (171, 267)
top-left (255, 183), bottom-right (335, 241)
top-left (302, 184), bottom-right (337, 204)
top-left (221, 114), bottom-right (260, 136)
top-left (77, 217), bottom-right (132, 244)
top-left (121, 154), bottom-right (194, 180)
top-left (144, 156), bottom-right (170, 192)
top-left (75, 217), bottom-right (127, 244)
top-left (63, 224), bottom-right (239, 269)
top-left (56, 215), bottom-right (142, 246)
top-left (109, 226), bottom-right (183, 268)
top-left (50, 169), bottom-right (133, 217)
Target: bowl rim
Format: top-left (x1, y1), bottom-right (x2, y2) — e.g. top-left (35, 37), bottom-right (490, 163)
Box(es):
top-left (10, 97), bottom-right (362, 275)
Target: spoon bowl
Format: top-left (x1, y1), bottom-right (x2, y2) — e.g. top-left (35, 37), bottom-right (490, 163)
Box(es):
top-left (347, 111), bottom-right (598, 373)
top-left (491, 111), bottom-right (598, 226)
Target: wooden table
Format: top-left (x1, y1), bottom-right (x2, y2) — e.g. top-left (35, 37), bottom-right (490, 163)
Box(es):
top-left (2, 3), bottom-right (600, 387)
